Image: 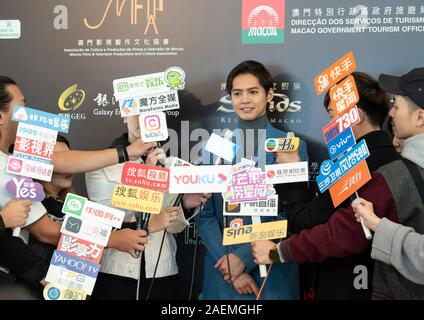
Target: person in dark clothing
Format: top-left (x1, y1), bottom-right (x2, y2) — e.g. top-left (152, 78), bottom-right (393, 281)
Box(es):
top-left (252, 71), bottom-right (400, 300)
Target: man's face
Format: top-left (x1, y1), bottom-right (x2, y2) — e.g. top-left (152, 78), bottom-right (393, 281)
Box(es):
top-left (230, 73), bottom-right (273, 121)
top-left (125, 115), bottom-right (141, 141)
top-left (325, 103), bottom-right (336, 120)
top-left (388, 94), bottom-right (420, 139)
top-left (0, 84), bottom-right (25, 148)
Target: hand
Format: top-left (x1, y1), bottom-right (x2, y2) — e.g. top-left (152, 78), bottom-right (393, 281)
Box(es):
top-left (182, 193), bottom-right (211, 210)
top-left (352, 198), bottom-right (381, 232)
top-left (107, 228), bottom-right (148, 258)
top-left (232, 273), bottom-right (259, 296)
top-left (148, 207), bottom-right (179, 233)
top-left (126, 139), bottom-right (157, 160)
top-left (215, 253), bottom-right (245, 282)
top-left (275, 150), bottom-right (300, 164)
top-left (145, 147), bottom-right (166, 166)
top-left (251, 240), bottom-right (275, 265)
top-left (0, 199), bottom-right (31, 228)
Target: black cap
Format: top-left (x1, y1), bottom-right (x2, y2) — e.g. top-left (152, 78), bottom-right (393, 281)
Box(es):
top-left (378, 67), bottom-right (424, 109)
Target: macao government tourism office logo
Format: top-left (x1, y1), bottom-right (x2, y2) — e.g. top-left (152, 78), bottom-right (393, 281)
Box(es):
top-left (242, 0), bottom-right (285, 44)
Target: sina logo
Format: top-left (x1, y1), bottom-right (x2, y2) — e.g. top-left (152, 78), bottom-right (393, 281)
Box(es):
top-left (230, 218), bottom-right (244, 229)
top-left (242, 0), bottom-right (285, 44)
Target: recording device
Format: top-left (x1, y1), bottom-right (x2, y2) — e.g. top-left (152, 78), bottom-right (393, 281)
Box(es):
top-left (134, 212), bottom-right (149, 257)
top-left (351, 195), bottom-right (373, 240)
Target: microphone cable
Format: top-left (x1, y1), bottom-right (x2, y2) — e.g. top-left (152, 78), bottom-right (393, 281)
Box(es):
top-left (135, 213), bottom-right (150, 300)
top-left (145, 193), bottom-right (184, 300)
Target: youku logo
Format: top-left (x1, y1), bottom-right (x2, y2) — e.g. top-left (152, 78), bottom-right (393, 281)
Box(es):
top-left (242, 0), bottom-right (285, 44)
top-left (174, 173), bottom-right (228, 185)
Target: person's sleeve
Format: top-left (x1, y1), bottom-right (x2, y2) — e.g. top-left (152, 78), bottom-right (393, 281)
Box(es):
top-left (278, 173), bottom-right (398, 263)
top-left (371, 218), bottom-right (424, 285)
top-left (167, 204), bottom-right (189, 234)
top-left (298, 139), bottom-right (309, 162)
top-left (230, 242), bottom-right (257, 273)
top-left (197, 195), bottom-right (227, 262)
top-left (276, 181), bottom-right (339, 233)
top-left (23, 201), bottom-right (48, 227)
top-left (85, 169), bottom-right (114, 207)
top-left (0, 234), bottom-right (52, 283)
top-left (278, 205), bottom-right (371, 263)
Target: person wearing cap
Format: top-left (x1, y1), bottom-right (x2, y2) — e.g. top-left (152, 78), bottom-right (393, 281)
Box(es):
top-left (252, 68), bottom-right (424, 299)
top-left (350, 68), bottom-right (424, 286)
top-left (352, 198), bottom-right (424, 285)
top-left (252, 71), bottom-right (400, 300)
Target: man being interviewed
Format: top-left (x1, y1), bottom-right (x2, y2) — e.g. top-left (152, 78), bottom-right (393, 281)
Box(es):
top-left (198, 60), bottom-right (308, 300)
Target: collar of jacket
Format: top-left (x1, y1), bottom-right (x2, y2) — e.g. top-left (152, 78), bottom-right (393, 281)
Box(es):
top-left (402, 132), bottom-right (424, 168)
top-left (361, 130), bottom-right (394, 151)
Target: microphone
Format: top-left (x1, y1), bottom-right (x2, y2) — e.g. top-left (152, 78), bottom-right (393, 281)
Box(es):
top-left (134, 212), bottom-right (149, 257)
top-left (173, 193), bottom-right (184, 207)
top-left (8, 144), bottom-right (14, 154)
top-left (351, 194), bottom-right (373, 240)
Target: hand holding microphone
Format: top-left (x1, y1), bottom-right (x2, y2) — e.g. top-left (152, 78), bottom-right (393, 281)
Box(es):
top-left (351, 196), bottom-right (373, 240)
top-left (1, 199), bottom-right (31, 237)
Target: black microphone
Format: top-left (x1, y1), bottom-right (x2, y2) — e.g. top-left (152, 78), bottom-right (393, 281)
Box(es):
top-left (8, 143), bottom-right (14, 154)
top-left (173, 193), bottom-right (184, 207)
top-left (134, 212), bottom-right (149, 257)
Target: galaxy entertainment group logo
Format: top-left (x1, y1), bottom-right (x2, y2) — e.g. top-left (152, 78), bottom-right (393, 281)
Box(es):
top-left (242, 0), bottom-right (285, 44)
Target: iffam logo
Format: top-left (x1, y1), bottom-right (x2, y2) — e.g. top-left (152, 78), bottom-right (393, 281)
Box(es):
top-left (116, 82), bottom-right (129, 92)
top-left (242, 0), bottom-right (285, 44)
top-left (58, 84), bottom-right (85, 112)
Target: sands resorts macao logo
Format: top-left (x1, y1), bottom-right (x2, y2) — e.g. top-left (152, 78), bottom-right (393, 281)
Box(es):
top-left (242, 0), bottom-right (285, 44)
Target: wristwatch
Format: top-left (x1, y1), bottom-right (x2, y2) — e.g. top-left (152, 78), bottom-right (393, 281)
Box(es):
top-left (269, 243), bottom-right (281, 263)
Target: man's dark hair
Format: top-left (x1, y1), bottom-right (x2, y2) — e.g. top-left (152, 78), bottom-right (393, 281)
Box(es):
top-left (226, 60), bottom-right (274, 94)
top-left (324, 71), bottom-right (389, 128)
top-left (56, 134), bottom-right (70, 148)
top-left (0, 76), bottom-right (17, 112)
